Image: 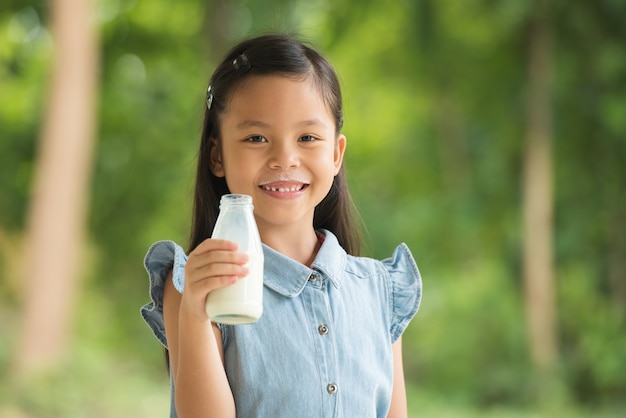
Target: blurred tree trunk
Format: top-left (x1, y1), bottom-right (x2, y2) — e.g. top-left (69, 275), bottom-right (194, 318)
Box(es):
top-left (522, 0), bottom-right (557, 378)
top-left (13, 0), bottom-right (99, 380)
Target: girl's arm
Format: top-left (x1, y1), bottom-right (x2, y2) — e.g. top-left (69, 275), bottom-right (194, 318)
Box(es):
top-left (162, 239), bottom-right (248, 418)
top-left (387, 336), bottom-right (409, 418)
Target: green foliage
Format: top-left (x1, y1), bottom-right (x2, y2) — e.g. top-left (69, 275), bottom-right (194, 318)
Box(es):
top-left (0, 310), bottom-right (170, 418)
top-left (559, 263), bottom-right (626, 405)
top-left (403, 260), bottom-right (532, 407)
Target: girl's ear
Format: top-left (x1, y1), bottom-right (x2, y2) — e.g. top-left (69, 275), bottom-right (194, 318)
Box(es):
top-left (333, 134), bottom-right (347, 175)
top-left (209, 139), bottom-right (225, 177)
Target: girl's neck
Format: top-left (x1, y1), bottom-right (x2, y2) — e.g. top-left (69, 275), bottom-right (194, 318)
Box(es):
top-left (259, 225), bottom-right (321, 267)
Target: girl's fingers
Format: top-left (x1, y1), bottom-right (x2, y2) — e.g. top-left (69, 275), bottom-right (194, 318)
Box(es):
top-left (188, 250), bottom-right (249, 272)
top-left (188, 262), bottom-right (249, 284)
top-left (181, 263), bottom-right (249, 320)
top-left (181, 238), bottom-right (252, 318)
top-left (185, 247), bottom-right (250, 292)
top-left (190, 238), bottom-right (239, 256)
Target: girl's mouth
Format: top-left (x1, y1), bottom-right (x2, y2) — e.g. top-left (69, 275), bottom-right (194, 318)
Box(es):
top-left (259, 182), bottom-right (308, 193)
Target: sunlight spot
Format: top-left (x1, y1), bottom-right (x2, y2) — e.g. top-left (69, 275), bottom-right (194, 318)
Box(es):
top-left (97, 0), bottom-right (137, 23)
top-left (8, 7), bottom-right (41, 43)
top-left (114, 53), bottom-right (147, 84)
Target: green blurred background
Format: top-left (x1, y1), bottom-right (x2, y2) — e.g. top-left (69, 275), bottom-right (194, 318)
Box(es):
top-left (1, 0), bottom-right (625, 417)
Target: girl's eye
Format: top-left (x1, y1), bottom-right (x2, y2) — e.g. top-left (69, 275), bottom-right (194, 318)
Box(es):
top-left (246, 135), bottom-right (267, 143)
top-left (299, 135), bottom-right (317, 142)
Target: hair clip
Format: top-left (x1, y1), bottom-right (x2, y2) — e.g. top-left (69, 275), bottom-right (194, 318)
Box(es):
top-left (233, 53), bottom-right (251, 74)
top-left (206, 85), bottom-right (213, 110)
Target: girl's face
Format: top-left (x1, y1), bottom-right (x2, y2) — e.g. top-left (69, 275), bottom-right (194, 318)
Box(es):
top-left (211, 75), bottom-right (346, 236)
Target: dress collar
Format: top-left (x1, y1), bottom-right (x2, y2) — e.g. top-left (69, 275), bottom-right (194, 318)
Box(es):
top-left (262, 229), bottom-right (346, 297)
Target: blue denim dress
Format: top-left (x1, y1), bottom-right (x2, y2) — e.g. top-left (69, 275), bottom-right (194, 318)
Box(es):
top-left (141, 229), bottom-right (422, 418)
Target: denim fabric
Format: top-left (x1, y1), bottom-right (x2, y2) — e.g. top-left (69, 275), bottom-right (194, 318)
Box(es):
top-left (140, 239), bottom-right (187, 348)
top-left (141, 229), bottom-right (422, 418)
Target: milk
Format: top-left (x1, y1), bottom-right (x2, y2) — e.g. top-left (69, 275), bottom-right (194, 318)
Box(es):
top-left (206, 255), bottom-right (264, 324)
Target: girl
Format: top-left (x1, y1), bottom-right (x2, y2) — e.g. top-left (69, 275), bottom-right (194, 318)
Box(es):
top-left (141, 34), bottom-right (422, 418)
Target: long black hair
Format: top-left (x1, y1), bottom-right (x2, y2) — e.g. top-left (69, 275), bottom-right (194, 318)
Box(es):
top-left (188, 34), bottom-right (362, 255)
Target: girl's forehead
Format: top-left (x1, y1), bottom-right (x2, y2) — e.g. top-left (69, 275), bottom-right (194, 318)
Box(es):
top-left (223, 75), bottom-right (334, 123)
top-left (231, 74), bottom-right (318, 100)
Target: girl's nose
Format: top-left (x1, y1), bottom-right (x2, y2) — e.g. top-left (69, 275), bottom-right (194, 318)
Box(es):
top-left (268, 141), bottom-right (300, 169)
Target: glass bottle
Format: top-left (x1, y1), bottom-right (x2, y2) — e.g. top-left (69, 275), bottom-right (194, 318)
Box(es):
top-left (205, 194), bottom-right (264, 324)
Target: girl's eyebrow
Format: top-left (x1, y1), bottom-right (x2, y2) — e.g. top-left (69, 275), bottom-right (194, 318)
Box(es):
top-left (236, 118), bottom-right (328, 130)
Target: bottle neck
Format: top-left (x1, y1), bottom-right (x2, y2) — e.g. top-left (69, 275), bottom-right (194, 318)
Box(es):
top-left (219, 194), bottom-right (253, 210)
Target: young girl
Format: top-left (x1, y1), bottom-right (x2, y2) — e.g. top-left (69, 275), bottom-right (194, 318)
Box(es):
top-left (141, 34), bottom-right (422, 418)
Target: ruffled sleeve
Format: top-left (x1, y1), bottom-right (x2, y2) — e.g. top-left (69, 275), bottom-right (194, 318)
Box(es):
top-left (140, 240), bottom-right (188, 348)
top-left (382, 243), bottom-right (422, 343)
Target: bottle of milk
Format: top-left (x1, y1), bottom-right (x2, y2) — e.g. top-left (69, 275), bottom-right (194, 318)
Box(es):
top-left (205, 194), bottom-right (264, 325)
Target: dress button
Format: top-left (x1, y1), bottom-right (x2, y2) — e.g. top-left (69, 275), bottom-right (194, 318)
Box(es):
top-left (318, 324), bottom-right (329, 335)
top-left (327, 383), bottom-right (338, 395)
top-left (308, 274), bottom-right (317, 282)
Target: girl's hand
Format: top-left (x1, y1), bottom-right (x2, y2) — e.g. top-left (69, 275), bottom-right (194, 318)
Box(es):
top-left (181, 238), bottom-right (249, 321)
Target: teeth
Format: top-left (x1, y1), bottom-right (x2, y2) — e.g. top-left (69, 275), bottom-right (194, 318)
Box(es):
top-left (261, 185), bottom-right (304, 192)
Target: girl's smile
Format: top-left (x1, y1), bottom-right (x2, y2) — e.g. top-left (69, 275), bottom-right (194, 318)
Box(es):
top-left (259, 181), bottom-right (309, 196)
top-left (259, 173), bottom-right (310, 197)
